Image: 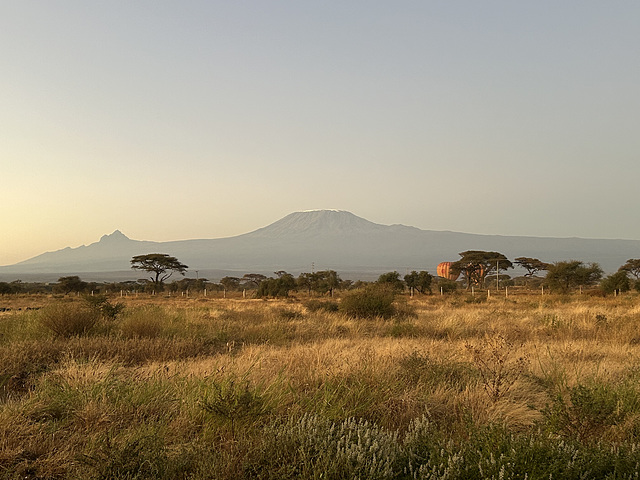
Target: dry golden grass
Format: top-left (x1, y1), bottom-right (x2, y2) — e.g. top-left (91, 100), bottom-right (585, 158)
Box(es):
top-left (2, 291), bottom-right (640, 478)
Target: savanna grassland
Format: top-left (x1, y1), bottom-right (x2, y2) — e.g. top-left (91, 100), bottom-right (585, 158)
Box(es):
top-left (3, 290), bottom-right (640, 479)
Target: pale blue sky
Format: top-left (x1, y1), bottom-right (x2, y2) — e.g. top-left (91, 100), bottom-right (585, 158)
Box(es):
top-left (1, 1), bottom-right (639, 265)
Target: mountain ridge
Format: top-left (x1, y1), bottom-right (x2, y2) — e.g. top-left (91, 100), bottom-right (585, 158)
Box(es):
top-left (2, 210), bottom-right (639, 280)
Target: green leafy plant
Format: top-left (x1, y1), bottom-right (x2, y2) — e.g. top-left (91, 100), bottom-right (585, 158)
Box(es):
top-left (82, 294), bottom-right (125, 319)
top-left (201, 374), bottom-right (270, 440)
top-left (543, 381), bottom-right (640, 441)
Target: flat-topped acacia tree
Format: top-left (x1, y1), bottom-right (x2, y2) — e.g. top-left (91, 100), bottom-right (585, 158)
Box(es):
top-left (451, 250), bottom-right (513, 290)
top-left (131, 253), bottom-right (188, 289)
top-left (514, 257), bottom-right (550, 278)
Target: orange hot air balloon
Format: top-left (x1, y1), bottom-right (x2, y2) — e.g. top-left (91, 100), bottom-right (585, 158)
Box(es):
top-left (437, 262), bottom-right (460, 281)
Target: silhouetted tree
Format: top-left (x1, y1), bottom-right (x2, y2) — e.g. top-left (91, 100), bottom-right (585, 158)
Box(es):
top-left (130, 253), bottom-right (188, 289)
top-left (55, 276), bottom-right (88, 295)
top-left (514, 257), bottom-right (550, 278)
top-left (241, 273), bottom-right (267, 289)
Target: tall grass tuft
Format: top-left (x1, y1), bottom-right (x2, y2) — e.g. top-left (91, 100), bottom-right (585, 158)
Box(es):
top-left (39, 303), bottom-right (100, 337)
top-left (119, 305), bottom-right (166, 338)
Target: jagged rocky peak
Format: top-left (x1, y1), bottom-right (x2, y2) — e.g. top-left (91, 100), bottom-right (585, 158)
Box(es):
top-left (99, 230), bottom-right (130, 242)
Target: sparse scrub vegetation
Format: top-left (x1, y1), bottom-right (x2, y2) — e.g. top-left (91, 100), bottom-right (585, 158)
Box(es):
top-left (2, 291), bottom-right (640, 477)
top-left (304, 299), bottom-right (339, 313)
top-left (82, 293), bottom-right (125, 319)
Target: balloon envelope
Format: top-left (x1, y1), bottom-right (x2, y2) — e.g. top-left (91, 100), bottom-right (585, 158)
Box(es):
top-left (437, 262), bottom-right (460, 281)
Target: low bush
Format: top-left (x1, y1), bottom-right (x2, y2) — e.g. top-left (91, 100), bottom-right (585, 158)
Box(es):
top-left (82, 294), bottom-right (125, 319)
top-left (39, 303), bottom-right (100, 337)
top-left (543, 380), bottom-right (640, 442)
top-left (339, 285), bottom-right (397, 319)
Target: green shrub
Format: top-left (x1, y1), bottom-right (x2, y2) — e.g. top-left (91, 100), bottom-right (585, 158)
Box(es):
top-left (600, 271), bottom-right (631, 295)
top-left (201, 375), bottom-right (270, 440)
top-left (39, 303), bottom-right (100, 337)
top-left (543, 381), bottom-right (640, 441)
top-left (339, 285), bottom-right (396, 319)
top-left (82, 294), bottom-right (125, 319)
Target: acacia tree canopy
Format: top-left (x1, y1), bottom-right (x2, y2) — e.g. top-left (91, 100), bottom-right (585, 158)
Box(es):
top-left (514, 257), bottom-right (550, 278)
top-left (130, 253), bottom-right (188, 287)
top-left (241, 273), bottom-right (267, 289)
top-left (451, 251), bottom-right (513, 289)
top-left (220, 276), bottom-right (241, 291)
top-left (257, 273), bottom-right (296, 298)
top-left (619, 259), bottom-right (640, 280)
top-left (55, 276), bottom-right (88, 294)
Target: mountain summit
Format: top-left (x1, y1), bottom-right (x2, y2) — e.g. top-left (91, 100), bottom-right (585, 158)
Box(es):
top-left (99, 230), bottom-right (130, 243)
top-left (245, 210), bottom-right (387, 238)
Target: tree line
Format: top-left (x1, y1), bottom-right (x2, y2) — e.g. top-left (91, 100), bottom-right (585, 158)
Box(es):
top-left (443, 250), bottom-right (640, 295)
top-left (3, 252), bottom-right (640, 297)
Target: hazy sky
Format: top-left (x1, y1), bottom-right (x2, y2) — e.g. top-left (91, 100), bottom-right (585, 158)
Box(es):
top-left (2, 1), bottom-right (639, 266)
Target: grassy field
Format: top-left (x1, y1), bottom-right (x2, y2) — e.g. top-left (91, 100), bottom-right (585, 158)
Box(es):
top-left (2, 290), bottom-right (640, 479)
